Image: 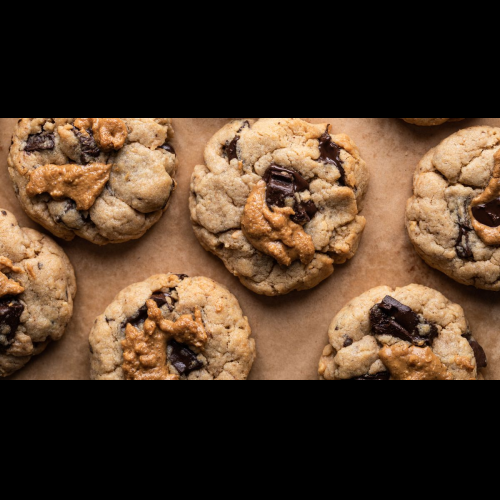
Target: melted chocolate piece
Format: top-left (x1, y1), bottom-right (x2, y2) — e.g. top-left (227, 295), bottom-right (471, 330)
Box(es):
top-left (456, 225), bottom-right (473, 259)
top-left (73, 127), bottom-right (101, 164)
top-left (262, 165), bottom-right (318, 224)
top-left (25, 133), bottom-right (55, 153)
top-left (160, 143), bottom-right (176, 155)
top-left (472, 198), bottom-right (500, 228)
top-left (370, 296), bottom-right (438, 347)
top-left (223, 121), bottom-right (250, 162)
top-left (317, 131), bottom-right (347, 186)
top-left (463, 333), bottom-right (488, 369)
top-left (123, 291), bottom-right (175, 329)
top-left (168, 340), bottom-right (203, 375)
top-left (343, 336), bottom-right (354, 348)
top-left (175, 274), bottom-right (189, 280)
top-left (0, 298), bottom-right (24, 345)
top-left (351, 372), bottom-right (391, 381)
top-left (456, 200), bottom-right (474, 259)
top-left (224, 135), bottom-right (239, 162)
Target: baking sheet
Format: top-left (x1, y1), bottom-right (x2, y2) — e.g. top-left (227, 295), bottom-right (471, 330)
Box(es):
top-left (1, 117), bottom-right (499, 381)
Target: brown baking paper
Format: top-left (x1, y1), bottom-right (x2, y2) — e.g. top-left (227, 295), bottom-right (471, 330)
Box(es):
top-left (1, 118), bottom-right (499, 381)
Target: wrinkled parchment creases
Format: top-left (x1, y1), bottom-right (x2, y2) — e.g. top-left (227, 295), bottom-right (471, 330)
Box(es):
top-left (0, 256), bottom-right (24, 298)
top-left (26, 163), bottom-right (113, 211)
top-left (241, 181), bottom-right (315, 267)
top-left (74, 118), bottom-right (128, 151)
top-left (122, 323), bottom-right (179, 381)
top-left (145, 301), bottom-right (209, 348)
top-left (121, 301), bottom-right (209, 381)
top-left (379, 343), bottom-right (453, 381)
top-left (470, 150), bottom-right (500, 246)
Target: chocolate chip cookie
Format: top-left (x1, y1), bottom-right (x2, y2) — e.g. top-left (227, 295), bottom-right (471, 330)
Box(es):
top-left (319, 284), bottom-right (487, 381)
top-left (90, 274), bottom-right (256, 380)
top-left (8, 119), bottom-right (177, 245)
top-left (190, 118), bottom-right (369, 296)
top-left (0, 210), bottom-right (77, 377)
top-left (402, 118), bottom-right (464, 126)
top-left (406, 126), bottom-right (500, 290)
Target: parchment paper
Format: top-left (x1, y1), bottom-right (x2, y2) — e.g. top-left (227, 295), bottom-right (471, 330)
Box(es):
top-left (1, 118), bottom-right (499, 381)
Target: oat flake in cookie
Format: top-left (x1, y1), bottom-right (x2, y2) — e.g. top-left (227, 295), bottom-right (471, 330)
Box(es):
top-left (190, 118), bottom-right (369, 296)
top-left (89, 274), bottom-right (256, 380)
top-left (319, 285), bottom-right (487, 381)
top-left (0, 210), bottom-right (76, 377)
top-left (406, 126), bottom-right (500, 290)
top-left (8, 118), bottom-right (177, 245)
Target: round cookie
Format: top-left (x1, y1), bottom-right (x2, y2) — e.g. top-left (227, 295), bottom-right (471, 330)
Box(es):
top-left (406, 126), bottom-right (500, 290)
top-left (8, 118), bottom-right (177, 245)
top-left (190, 118), bottom-right (369, 296)
top-left (402, 118), bottom-right (464, 126)
top-left (319, 284), bottom-right (487, 381)
top-left (90, 274), bottom-right (256, 380)
top-left (0, 209), bottom-right (77, 377)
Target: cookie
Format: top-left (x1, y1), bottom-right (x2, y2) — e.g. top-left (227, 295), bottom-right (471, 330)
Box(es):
top-left (8, 118), bottom-right (177, 245)
top-left (406, 126), bottom-right (500, 290)
top-left (318, 284), bottom-right (487, 381)
top-left (0, 210), bottom-right (77, 377)
top-left (89, 274), bottom-right (256, 380)
top-left (190, 118), bottom-right (369, 296)
top-left (402, 118), bottom-right (464, 126)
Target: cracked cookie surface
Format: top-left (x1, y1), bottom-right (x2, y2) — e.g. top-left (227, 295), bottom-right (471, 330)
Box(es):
top-left (319, 284), bottom-right (486, 381)
top-left (0, 210), bottom-right (76, 377)
top-left (402, 118), bottom-right (464, 126)
top-left (89, 274), bottom-right (256, 380)
top-left (8, 118), bottom-right (177, 245)
top-left (406, 126), bottom-right (500, 290)
top-left (189, 118), bottom-right (369, 296)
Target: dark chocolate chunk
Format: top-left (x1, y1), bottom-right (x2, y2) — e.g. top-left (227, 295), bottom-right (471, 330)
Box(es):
top-left (456, 225), bottom-right (473, 259)
top-left (0, 298), bottom-right (24, 345)
top-left (472, 198), bottom-right (500, 228)
top-left (343, 335), bottom-right (354, 348)
top-left (463, 333), bottom-right (488, 369)
top-left (73, 127), bottom-right (101, 164)
top-left (25, 133), bottom-right (55, 153)
top-left (223, 121), bottom-right (250, 162)
top-left (456, 200), bottom-right (474, 259)
top-left (351, 372), bottom-right (391, 381)
top-left (168, 340), bottom-right (203, 376)
top-left (123, 291), bottom-right (177, 329)
top-left (160, 143), bottom-right (176, 155)
top-left (224, 135), bottom-right (240, 162)
top-left (175, 274), bottom-right (189, 280)
top-left (317, 130), bottom-right (347, 186)
top-left (370, 296), bottom-right (438, 347)
top-left (262, 165), bottom-right (318, 224)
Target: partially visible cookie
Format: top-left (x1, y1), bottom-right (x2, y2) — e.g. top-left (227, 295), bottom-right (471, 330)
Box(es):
top-left (0, 209), bottom-right (77, 377)
top-left (90, 274), bottom-right (256, 380)
top-left (319, 284), bottom-right (487, 381)
top-left (406, 126), bottom-right (500, 290)
top-left (402, 118), bottom-right (464, 126)
top-left (190, 118), bottom-right (369, 296)
top-left (8, 118), bottom-right (178, 245)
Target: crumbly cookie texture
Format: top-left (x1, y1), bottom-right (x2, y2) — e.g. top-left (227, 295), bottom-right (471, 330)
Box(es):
top-left (402, 118), bottom-right (464, 126)
top-left (318, 284), bottom-right (486, 381)
top-left (190, 118), bottom-right (369, 296)
top-left (406, 126), bottom-right (500, 290)
top-left (89, 274), bottom-right (256, 380)
top-left (0, 210), bottom-right (76, 377)
top-left (8, 118), bottom-right (177, 245)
